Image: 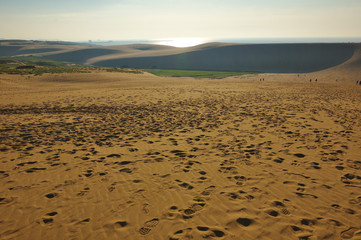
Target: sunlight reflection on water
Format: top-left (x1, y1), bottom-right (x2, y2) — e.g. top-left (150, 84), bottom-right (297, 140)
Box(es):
top-left (154, 38), bottom-right (206, 47)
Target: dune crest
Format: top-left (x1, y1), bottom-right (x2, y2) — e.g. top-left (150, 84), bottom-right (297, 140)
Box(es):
top-left (1, 40), bottom-right (360, 73)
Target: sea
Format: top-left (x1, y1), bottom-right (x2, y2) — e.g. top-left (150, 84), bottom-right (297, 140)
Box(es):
top-left (88, 37), bottom-right (361, 47)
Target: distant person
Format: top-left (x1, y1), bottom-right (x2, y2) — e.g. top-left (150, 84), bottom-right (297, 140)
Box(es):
top-left (310, 79), bottom-right (312, 83)
top-left (315, 79), bottom-right (317, 82)
top-left (359, 81), bottom-right (361, 85)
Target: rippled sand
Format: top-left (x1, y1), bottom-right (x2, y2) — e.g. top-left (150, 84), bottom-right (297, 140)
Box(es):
top-left (1, 72), bottom-right (361, 240)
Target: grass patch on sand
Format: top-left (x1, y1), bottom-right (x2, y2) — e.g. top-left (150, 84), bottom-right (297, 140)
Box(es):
top-left (105, 68), bottom-right (142, 74)
top-left (0, 56), bottom-right (142, 76)
top-left (143, 69), bottom-right (258, 78)
top-left (0, 56), bottom-right (87, 75)
top-left (0, 56), bottom-right (67, 67)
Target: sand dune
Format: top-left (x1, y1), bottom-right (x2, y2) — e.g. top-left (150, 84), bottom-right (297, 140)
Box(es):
top-left (1, 69), bottom-right (361, 239)
top-left (0, 46), bottom-right (23, 56)
top-left (314, 44), bottom-right (361, 82)
top-left (94, 43), bottom-right (357, 73)
top-left (14, 48), bottom-right (69, 55)
top-left (1, 40), bottom-right (360, 73)
top-left (83, 45), bottom-right (188, 65)
top-left (0, 40), bottom-right (88, 56)
top-left (43, 48), bottom-right (120, 64)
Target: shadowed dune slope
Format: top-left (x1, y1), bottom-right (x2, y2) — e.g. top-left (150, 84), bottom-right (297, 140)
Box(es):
top-left (0, 46), bottom-right (23, 56)
top-left (94, 44), bottom-right (357, 73)
top-left (344, 47), bottom-right (361, 70)
top-left (0, 40), bottom-right (90, 57)
top-left (316, 43), bottom-right (361, 81)
top-left (1, 40), bottom-right (360, 73)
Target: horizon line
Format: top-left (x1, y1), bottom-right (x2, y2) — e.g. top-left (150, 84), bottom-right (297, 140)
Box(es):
top-left (1, 37), bottom-right (361, 47)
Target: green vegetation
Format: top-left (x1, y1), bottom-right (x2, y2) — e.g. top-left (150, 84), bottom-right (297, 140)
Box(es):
top-left (105, 67), bottom-right (142, 74)
top-left (0, 56), bottom-right (89, 75)
top-left (0, 56), bottom-right (256, 78)
top-left (143, 69), bottom-right (258, 78)
top-left (0, 56), bottom-right (142, 76)
top-left (6, 56), bottom-right (68, 66)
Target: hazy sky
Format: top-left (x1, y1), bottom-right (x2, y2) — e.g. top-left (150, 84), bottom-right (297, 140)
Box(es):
top-left (1, 0), bottom-right (361, 41)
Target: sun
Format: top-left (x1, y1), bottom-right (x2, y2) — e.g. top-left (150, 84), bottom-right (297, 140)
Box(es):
top-left (154, 38), bottom-right (206, 48)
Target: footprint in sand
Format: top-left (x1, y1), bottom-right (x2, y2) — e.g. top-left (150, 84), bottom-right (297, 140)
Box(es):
top-left (169, 227), bottom-right (193, 240)
top-left (115, 221), bottom-right (128, 228)
top-left (347, 160), bottom-right (361, 170)
top-left (0, 197), bottom-right (17, 205)
top-left (176, 180), bottom-right (194, 190)
top-left (76, 187), bottom-right (90, 196)
top-left (218, 166), bottom-right (238, 174)
top-left (335, 165), bottom-right (345, 170)
top-left (25, 167), bottom-right (46, 173)
top-left (138, 218), bottom-right (159, 235)
top-left (76, 218), bottom-right (91, 225)
top-left (41, 212), bottom-right (58, 225)
top-left (164, 206), bottom-right (181, 220)
top-left (42, 218), bottom-right (54, 224)
top-left (341, 173), bottom-right (361, 186)
top-left (349, 196), bottom-right (361, 205)
top-left (200, 185), bottom-right (215, 198)
top-left (265, 209), bottom-right (279, 217)
top-left (294, 153), bottom-right (306, 158)
top-left (300, 218), bottom-right (316, 226)
top-left (341, 227), bottom-right (361, 239)
top-left (220, 190), bottom-right (254, 201)
top-left (182, 199), bottom-right (206, 219)
top-left (108, 182), bottom-right (116, 192)
top-left (228, 175), bottom-right (247, 186)
top-left (169, 226), bottom-right (226, 240)
top-left (119, 168), bottom-right (132, 173)
top-left (236, 217), bottom-right (254, 227)
top-left (273, 157), bottom-right (285, 163)
top-left (45, 193), bottom-right (58, 199)
top-left (103, 220), bottom-right (128, 231)
top-left (0, 170), bottom-right (9, 179)
top-left (290, 225), bottom-right (313, 239)
top-left (197, 226), bottom-right (225, 238)
top-left (272, 200), bottom-right (290, 215)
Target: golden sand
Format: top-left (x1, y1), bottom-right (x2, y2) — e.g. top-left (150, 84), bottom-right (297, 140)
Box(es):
top-left (1, 71), bottom-right (361, 240)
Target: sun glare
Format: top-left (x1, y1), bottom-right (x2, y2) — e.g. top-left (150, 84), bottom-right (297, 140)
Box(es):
top-left (155, 38), bottom-right (206, 48)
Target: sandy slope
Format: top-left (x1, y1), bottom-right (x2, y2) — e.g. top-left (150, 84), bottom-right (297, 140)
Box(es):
top-left (1, 70), bottom-right (361, 240)
top-left (94, 43), bottom-right (358, 73)
top-left (0, 41), bottom-right (88, 57)
top-left (316, 45), bottom-right (361, 82)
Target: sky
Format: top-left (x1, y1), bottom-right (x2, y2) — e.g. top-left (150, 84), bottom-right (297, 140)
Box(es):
top-left (0, 0), bottom-right (361, 43)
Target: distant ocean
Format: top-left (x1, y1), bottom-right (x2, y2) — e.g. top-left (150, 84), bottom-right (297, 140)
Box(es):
top-left (213, 37), bottom-right (361, 44)
top-left (89, 37), bottom-right (361, 46)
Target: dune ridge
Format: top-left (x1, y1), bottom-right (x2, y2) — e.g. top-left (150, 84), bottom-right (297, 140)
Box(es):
top-left (94, 43), bottom-right (357, 73)
top-left (1, 40), bottom-right (360, 74)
